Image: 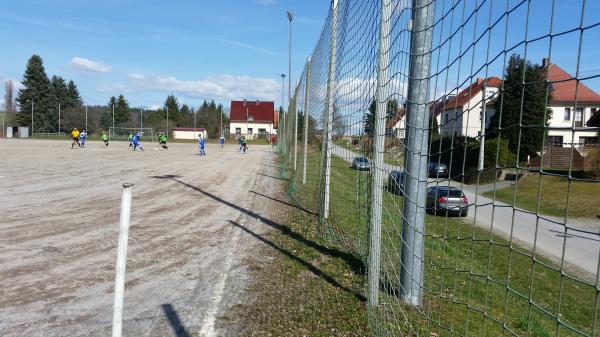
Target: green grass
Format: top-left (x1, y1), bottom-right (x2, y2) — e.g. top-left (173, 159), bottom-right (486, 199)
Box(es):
top-left (484, 174), bottom-right (600, 218)
top-left (227, 156), bottom-right (370, 336)
top-left (288, 146), bottom-right (600, 337)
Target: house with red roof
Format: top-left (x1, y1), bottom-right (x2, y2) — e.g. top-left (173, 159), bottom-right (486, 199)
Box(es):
top-left (431, 76), bottom-right (503, 138)
top-left (229, 100), bottom-right (276, 139)
top-left (544, 59), bottom-right (600, 146)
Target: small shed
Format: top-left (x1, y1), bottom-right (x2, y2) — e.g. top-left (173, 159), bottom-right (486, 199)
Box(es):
top-left (5, 126), bottom-right (29, 138)
top-left (172, 128), bottom-right (207, 140)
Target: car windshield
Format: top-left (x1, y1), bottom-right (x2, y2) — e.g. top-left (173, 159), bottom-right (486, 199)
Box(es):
top-left (436, 189), bottom-right (463, 198)
top-left (357, 157), bottom-right (368, 162)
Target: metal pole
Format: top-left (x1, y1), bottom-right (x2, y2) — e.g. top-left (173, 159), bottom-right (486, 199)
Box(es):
top-left (302, 58), bottom-right (311, 185)
top-left (85, 105), bottom-right (88, 132)
top-left (58, 102), bottom-right (61, 133)
top-left (194, 108), bottom-right (197, 132)
top-left (140, 108), bottom-right (143, 129)
top-left (401, 0), bottom-right (435, 306)
top-left (166, 106), bottom-right (169, 136)
top-left (294, 95), bottom-right (299, 170)
top-left (220, 106), bottom-right (223, 137)
top-left (112, 104), bottom-right (115, 130)
top-left (478, 85), bottom-right (487, 171)
top-left (368, 0), bottom-right (392, 308)
top-left (112, 183), bottom-right (134, 337)
top-left (323, 0), bottom-right (338, 220)
top-left (288, 10), bottom-right (293, 126)
top-left (281, 74), bottom-right (286, 153)
top-left (31, 100), bottom-right (34, 136)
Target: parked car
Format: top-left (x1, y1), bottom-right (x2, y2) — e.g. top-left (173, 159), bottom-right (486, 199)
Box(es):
top-left (428, 162), bottom-right (448, 178)
top-left (426, 186), bottom-right (468, 217)
top-left (352, 156), bottom-right (370, 171)
top-left (387, 170), bottom-right (405, 195)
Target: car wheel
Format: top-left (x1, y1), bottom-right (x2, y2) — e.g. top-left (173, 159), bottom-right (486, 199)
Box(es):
top-left (460, 209), bottom-right (468, 217)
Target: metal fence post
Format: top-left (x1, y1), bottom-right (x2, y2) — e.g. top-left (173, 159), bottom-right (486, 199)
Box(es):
top-left (112, 183), bottom-right (134, 337)
top-left (294, 94), bottom-right (299, 170)
top-left (323, 0), bottom-right (338, 220)
top-left (368, 0), bottom-right (392, 308)
top-left (401, 0), bottom-right (435, 306)
top-left (303, 57), bottom-right (312, 185)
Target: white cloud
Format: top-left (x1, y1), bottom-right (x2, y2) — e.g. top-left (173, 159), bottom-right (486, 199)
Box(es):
top-left (127, 73), bottom-right (280, 102)
top-left (97, 82), bottom-right (131, 94)
top-left (257, 0), bottom-right (277, 5)
top-left (71, 57), bottom-right (112, 73)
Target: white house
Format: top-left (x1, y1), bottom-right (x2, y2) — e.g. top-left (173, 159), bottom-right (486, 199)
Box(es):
top-left (432, 77), bottom-right (503, 138)
top-left (545, 59), bottom-right (600, 146)
top-left (229, 100), bottom-right (277, 140)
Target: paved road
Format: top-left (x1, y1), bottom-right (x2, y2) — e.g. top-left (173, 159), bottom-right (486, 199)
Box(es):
top-left (331, 145), bottom-right (600, 276)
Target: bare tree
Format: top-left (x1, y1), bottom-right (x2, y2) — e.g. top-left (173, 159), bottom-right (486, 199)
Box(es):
top-left (4, 79), bottom-right (15, 122)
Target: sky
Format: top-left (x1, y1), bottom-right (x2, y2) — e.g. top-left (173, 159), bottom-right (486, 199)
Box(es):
top-left (1, 0), bottom-right (599, 113)
top-left (0, 0), bottom-right (330, 110)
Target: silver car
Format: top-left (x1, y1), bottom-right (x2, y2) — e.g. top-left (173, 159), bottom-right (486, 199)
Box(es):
top-left (426, 186), bottom-right (468, 217)
top-left (352, 156), bottom-right (370, 171)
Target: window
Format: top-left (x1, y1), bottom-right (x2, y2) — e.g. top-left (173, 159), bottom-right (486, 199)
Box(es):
top-left (235, 128), bottom-right (241, 135)
top-left (486, 89), bottom-right (495, 98)
top-left (575, 108), bottom-right (583, 127)
top-left (248, 128), bottom-right (253, 135)
top-left (444, 113), bottom-right (449, 123)
top-left (547, 136), bottom-right (563, 146)
top-left (564, 107), bottom-right (571, 121)
top-left (581, 136), bottom-right (598, 145)
top-left (258, 128), bottom-right (267, 134)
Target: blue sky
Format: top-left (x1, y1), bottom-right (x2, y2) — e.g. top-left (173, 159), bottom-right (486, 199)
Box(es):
top-left (0, 0), bottom-right (330, 109)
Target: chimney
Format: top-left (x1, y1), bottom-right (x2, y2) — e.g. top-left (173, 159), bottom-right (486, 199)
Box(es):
top-left (542, 58), bottom-right (550, 68)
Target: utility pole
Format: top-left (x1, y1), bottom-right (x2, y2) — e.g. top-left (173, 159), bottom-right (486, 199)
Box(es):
top-left (85, 105), bottom-right (88, 132)
top-left (58, 102), bottom-right (61, 133)
top-left (368, 0), bottom-right (392, 308)
top-left (281, 73), bottom-right (286, 152)
top-left (166, 106), bottom-right (169, 136)
top-left (401, 0), bottom-right (436, 307)
top-left (323, 0), bottom-right (338, 220)
top-left (31, 100), bottom-right (34, 136)
top-left (302, 57), bottom-right (311, 184)
top-left (140, 107), bottom-right (143, 129)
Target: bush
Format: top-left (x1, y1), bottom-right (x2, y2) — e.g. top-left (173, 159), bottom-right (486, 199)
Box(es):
top-left (484, 137), bottom-right (515, 168)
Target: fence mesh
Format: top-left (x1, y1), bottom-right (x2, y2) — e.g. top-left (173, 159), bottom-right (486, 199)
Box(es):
top-left (280, 0), bottom-right (600, 336)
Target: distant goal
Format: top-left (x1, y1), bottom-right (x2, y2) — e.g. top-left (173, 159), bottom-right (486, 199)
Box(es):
top-left (108, 127), bottom-right (156, 143)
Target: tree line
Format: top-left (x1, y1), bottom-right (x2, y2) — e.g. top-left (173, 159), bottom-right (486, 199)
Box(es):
top-left (3, 54), bottom-right (230, 137)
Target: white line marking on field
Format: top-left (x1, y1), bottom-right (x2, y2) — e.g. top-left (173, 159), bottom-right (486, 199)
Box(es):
top-left (198, 224), bottom-right (241, 337)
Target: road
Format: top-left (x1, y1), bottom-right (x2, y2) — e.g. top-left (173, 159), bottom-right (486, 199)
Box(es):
top-left (331, 144), bottom-right (600, 276)
top-left (0, 139), bottom-right (279, 337)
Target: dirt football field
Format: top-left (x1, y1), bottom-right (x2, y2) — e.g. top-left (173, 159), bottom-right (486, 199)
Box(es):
top-left (0, 139), bottom-right (280, 336)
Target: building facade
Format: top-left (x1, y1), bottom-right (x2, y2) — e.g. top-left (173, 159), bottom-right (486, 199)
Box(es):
top-left (229, 100), bottom-right (276, 140)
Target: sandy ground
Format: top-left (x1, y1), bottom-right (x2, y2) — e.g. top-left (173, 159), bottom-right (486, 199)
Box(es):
top-left (0, 139), bottom-right (280, 337)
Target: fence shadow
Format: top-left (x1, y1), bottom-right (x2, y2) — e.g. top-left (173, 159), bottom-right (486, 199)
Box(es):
top-left (256, 172), bottom-right (289, 181)
top-left (228, 220), bottom-right (366, 302)
top-left (160, 304), bottom-right (190, 337)
top-left (151, 174), bottom-right (364, 277)
top-left (249, 190), bottom-right (317, 216)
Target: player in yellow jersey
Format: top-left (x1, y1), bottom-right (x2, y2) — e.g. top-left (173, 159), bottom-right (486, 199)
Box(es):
top-left (71, 128), bottom-right (80, 149)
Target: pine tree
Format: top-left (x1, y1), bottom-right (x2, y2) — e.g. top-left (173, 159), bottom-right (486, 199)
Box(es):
top-left (364, 99), bottom-right (398, 137)
top-left (488, 54), bottom-right (551, 161)
top-left (105, 96), bottom-right (117, 128)
top-left (115, 95), bottom-right (130, 124)
top-left (66, 80), bottom-right (83, 108)
top-left (51, 76), bottom-right (69, 108)
top-left (164, 95), bottom-right (180, 124)
top-left (16, 55), bottom-right (56, 132)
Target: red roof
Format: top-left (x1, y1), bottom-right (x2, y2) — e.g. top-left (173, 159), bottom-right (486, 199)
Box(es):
top-left (230, 100), bottom-right (275, 123)
top-left (431, 77), bottom-right (503, 114)
top-left (547, 63), bottom-right (600, 105)
top-left (386, 108), bottom-right (406, 129)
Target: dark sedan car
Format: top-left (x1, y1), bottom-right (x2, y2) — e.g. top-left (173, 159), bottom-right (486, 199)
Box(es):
top-left (352, 156), bottom-right (370, 171)
top-left (426, 186), bottom-right (468, 217)
top-left (387, 170), bottom-right (405, 195)
top-left (428, 162), bottom-right (448, 178)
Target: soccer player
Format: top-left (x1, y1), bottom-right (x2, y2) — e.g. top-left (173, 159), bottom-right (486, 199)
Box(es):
top-left (132, 131), bottom-right (144, 151)
top-left (71, 128), bottom-right (80, 149)
top-left (128, 132), bottom-right (133, 148)
top-left (198, 135), bottom-right (206, 155)
top-left (241, 136), bottom-right (247, 154)
top-left (79, 129), bottom-right (87, 148)
top-left (101, 132), bottom-right (109, 147)
top-left (159, 132), bottom-right (168, 149)
top-left (219, 135), bottom-right (225, 149)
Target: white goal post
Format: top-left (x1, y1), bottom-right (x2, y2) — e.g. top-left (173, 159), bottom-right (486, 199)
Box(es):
top-left (108, 127), bottom-right (156, 143)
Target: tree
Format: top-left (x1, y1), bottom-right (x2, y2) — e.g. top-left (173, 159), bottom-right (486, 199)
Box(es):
top-left (364, 99), bottom-right (399, 137)
top-left (15, 55), bottom-right (56, 131)
top-left (66, 80), bottom-right (83, 108)
top-left (332, 105), bottom-right (347, 139)
top-left (51, 76), bottom-right (69, 107)
top-left (4, 79), bottom-right (15, 122)
top-left (115, 95), bottom-right (130, 124)
top-left (488, 54), bottom-right (551, 161)
top-left (164, 94), bottom-right (180, 123)
top-left (430, 113), bottom-right (439, 137)
top-left (101, 96), bottom-right (117, 129)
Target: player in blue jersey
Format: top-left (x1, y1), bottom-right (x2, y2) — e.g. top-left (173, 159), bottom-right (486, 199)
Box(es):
top-left (198, 135), bottom-right (206, 155)
top-left (132, 131), bottom-right (144, 151)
